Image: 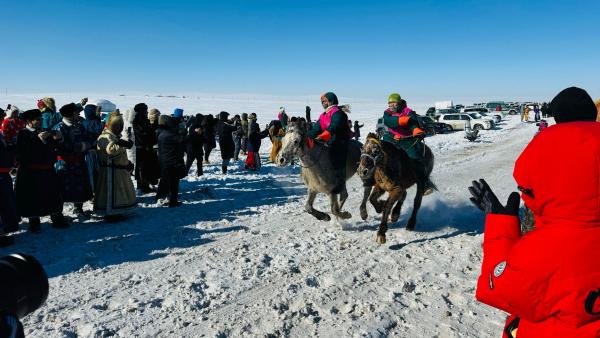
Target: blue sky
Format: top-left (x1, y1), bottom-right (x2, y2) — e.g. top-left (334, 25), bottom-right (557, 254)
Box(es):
top-left (1, 0), bottom-right (599, 102)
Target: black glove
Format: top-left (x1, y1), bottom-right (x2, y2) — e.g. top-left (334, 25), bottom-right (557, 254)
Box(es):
top-left (117, 139), bottom-right (134, 149)
top-left (126, 161), bottom-right (134, 172)
top-left (468, 179), bottom-right (520, 216)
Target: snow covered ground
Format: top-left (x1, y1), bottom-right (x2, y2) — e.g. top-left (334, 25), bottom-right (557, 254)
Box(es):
top-left (0, 93), bottom-right (544, 337)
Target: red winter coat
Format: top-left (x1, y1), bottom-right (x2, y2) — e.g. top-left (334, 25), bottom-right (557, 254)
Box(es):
top-left (476, 122), bottom-right (600, 338)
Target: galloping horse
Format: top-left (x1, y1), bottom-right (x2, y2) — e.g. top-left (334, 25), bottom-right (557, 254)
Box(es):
top-left (276, 119), bottom-right (363, 221)
top-left (358, 133), bottom-right (435, 243)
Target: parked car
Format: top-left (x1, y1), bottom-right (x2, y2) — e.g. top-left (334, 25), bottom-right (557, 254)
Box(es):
top-left (485, 101), bottom-right (518, 115)
top-left (438, 113), bottom-right (493, 131)
top-left (433, 108), bottom-right (460, 121)
top-left (420, 116), bottom-right (452, 135)
top-left (462, 107), bottom-right (502, 123)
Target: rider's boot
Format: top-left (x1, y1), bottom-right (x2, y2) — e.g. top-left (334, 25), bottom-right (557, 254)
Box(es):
top-left (414, 160), bottom-right (434, 196)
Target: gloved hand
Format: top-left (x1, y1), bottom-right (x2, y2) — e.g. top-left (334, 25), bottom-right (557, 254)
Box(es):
top-left (126, 161), bottom-right (134, 172)
top-left (117, 139), bottom-right (134, 149)
top-left (468, 179), bottom-right (520, 216)
top-left (54, 159), bottom-right (66, 174)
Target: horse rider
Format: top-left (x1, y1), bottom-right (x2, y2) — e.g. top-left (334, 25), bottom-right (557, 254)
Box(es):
top-left (307, 92), bottom-right (351, 192)
top-left (381, 93), bottom-right (434, 195)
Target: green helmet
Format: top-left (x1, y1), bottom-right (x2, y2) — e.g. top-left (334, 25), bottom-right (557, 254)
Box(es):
top-left (388, 93), bottom-right (401, 103)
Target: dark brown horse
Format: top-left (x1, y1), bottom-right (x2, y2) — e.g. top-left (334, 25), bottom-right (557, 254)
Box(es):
top-left (358, 133), bottom-right (435, 243)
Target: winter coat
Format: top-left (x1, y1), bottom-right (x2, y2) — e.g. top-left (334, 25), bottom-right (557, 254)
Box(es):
top-left (41, 111), bottom-right (64, 131)
top-left (94, 130), bottom-right (136, 215)
top-left (187, 117), bottom-right (205, 151)
top-left (201, 115), bottom-right (217, 149)
top-left (132, 111), bottom-right (153, 150)
top-left (247, 119), bottom-right (269, 153)
top-left (53, 120), bottom-right (93, 202)
top-left (1, 117), bottom-right (25, 145)
top-left (476, 122), bottom-right (600, 338)
top-left (353, 122), bottom-right (363, 138)
top-left (15, 128), bottom-right (63, 217)
top-left (307, 106), bottom-right (351, 173)
top-left (240, 115), bottom-right (249, 140)
top-left (381, 108), bottom-right (425, 160)
top-left (217, 113), bottom-right (236, 160)
top-left (81, 109), bottom-right (104, 147)
top-left (157, 116), bottom-right (185, 175)
top-left (0, 134), bottom-right (18, 230)
top-left (269, 125), bottom-right (285, 162)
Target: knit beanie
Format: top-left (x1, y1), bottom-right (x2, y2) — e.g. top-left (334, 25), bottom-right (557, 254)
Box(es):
top-left (549, 87), bottom-right (597, 124)
top-left (388, 93), bottom-right (401, 103)
top-left (321, 92), bottom-right (338, 106)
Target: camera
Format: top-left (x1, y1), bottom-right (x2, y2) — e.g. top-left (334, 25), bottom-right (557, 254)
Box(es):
top-left (0, 254), bottom-right (49, 337)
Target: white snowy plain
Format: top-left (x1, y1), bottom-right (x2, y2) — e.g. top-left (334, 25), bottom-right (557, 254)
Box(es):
top-left (0, 93), bottom-right (543, 338)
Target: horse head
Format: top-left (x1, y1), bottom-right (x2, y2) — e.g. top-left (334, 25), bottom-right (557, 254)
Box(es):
top-left (276, 118), bottom-right (308, 166)
top-left (358, 133), bottom-right (384, 180)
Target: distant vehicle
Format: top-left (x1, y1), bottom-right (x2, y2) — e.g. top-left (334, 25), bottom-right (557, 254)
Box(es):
top-left (485, 101), bottom-right (517, 115)
top-left (420, 116), bottom-right (453, 135)
top-left (435, 101), bottom-right (454, 110)
top-left (462, 107), bottom-right (502, 123)
top-left (438, 113), bottom-right (492, 131)
top-left (478, 112), bottom-right (501, 124)
top-left (425, 107), bottom-right (436, 118)
top-left (433, 108), bottom-right (460, 121)
top-left (467, 112), bottom-right (496, 127)
top-left (453, 104), bottom-right (465, 111)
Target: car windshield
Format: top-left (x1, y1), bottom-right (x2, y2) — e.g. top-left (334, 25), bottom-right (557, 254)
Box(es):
top-left (469, 113), bottom-right (481, 119)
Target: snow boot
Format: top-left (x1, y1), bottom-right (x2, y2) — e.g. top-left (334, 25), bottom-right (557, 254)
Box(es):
top-left (222, 165), bottom-right (227, 174)
top-left (50, 213), bottom-right (70, 229)
top-left (414, 160), bottom-right (434, 196)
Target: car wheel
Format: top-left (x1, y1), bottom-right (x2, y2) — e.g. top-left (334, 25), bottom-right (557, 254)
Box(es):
top-left (509, 110), bottom-right (517, 115)
top-left (473, 124), bottom-right (483, 131)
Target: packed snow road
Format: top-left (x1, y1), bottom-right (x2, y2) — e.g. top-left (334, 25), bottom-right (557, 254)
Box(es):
top-left (0, 94), bottom-right (540, 337)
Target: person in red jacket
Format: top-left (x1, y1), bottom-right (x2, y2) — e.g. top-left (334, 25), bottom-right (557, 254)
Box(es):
top-left (469, 87), bottom-right (600, 338)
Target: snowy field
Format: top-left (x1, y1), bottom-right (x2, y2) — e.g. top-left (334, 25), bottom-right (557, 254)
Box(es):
top-left (0, 93), bottom-right (543, 337)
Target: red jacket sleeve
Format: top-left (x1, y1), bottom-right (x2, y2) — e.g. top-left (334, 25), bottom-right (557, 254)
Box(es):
top-left (476, 214), bottom-right (553, 322)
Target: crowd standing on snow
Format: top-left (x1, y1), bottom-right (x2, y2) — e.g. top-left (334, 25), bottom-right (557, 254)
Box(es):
top-left (0, 96), bottom-right (367, 247)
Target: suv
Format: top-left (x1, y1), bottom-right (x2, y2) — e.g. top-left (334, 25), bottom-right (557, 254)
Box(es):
top-left (433, 108), bottom-right (460, 121)
top-left (438, 113), bottom-right (492, 131)
top-left (485, 101), bottom-right (518, 116)
top-left (462, 107), bottom-right (502, 123)
top-left (420, 116), bottom-right (452, 135)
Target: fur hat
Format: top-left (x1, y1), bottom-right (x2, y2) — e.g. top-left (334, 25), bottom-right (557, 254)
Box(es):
top-left (320, 92), bottom-right (338, 106)
top-left (37, 97), bottom-right (56, 112)
top-left (22, 109), bottom-right (42, 121)
top-left (134, 103), bottom-right (148, 114)
top-left (59, 103), bottom-right (79, 118)
top-left (6, 105), bottom-right (20, 118)
top-left (106, 112), bottom-right (124, 134)
top-left (158, 114), bottom-right (170, 126)
top-left (549, 87), bottom-right (597, 124)
top-left (148, 108), bottom-right (161, 124)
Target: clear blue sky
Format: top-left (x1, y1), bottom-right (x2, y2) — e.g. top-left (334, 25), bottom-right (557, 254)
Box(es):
top-left (1, 0), bottom-right (599, 101)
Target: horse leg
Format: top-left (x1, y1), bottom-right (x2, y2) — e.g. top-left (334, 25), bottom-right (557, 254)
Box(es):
top-left (359, 185), bottom-right (372, 220)
top-left (390, 189), bottom-right (407, 223)
top-left (369, 186), bottom-right (385, 213)
top-left (331, 193), bottom-right (351, 220)
top-left (406, 185), bottom-right (424, 231)
top-left (339, 185), bottom-right (349, 210)
top-left (377, 190), bottom-right (401, 244)
top-left (305, 189), bottom-right (331, 221)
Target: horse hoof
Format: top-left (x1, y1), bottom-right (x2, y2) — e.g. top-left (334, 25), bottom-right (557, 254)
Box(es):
top-left (405, 223), bottom-right (415, 231)
top-left (360, 209), bottom-right (368, 221)
top-left (319, 214), bottom-right (331, 222)
top-left (338, 211), bottom-right (352, 220)
top-left (376, 234), bottom-right (386, 244)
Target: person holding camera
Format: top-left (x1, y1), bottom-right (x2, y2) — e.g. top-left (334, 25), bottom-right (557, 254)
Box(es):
top-left (469, 87), bottom-right (600, 338)
top-left (94, 112), bottom-right (137, 217)
top-left (15, 109), bottom-right (69, 232)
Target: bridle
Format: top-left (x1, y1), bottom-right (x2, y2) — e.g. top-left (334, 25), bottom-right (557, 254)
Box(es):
top-left (360, 136), bottom-right (385, 168)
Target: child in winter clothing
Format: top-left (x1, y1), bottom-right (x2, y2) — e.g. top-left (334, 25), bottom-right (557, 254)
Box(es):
top-left (469, 87), bottom-right (600, 338)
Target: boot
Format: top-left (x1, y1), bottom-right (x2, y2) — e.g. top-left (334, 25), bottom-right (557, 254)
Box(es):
top-left (414, 160), bottom-right (434, 196)
top-left (50, 213), bottom-right (70, 229)
top-left (28, 217), bottom-right (41, 233)
top-left (222, 165), bottom-right (227, 174)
